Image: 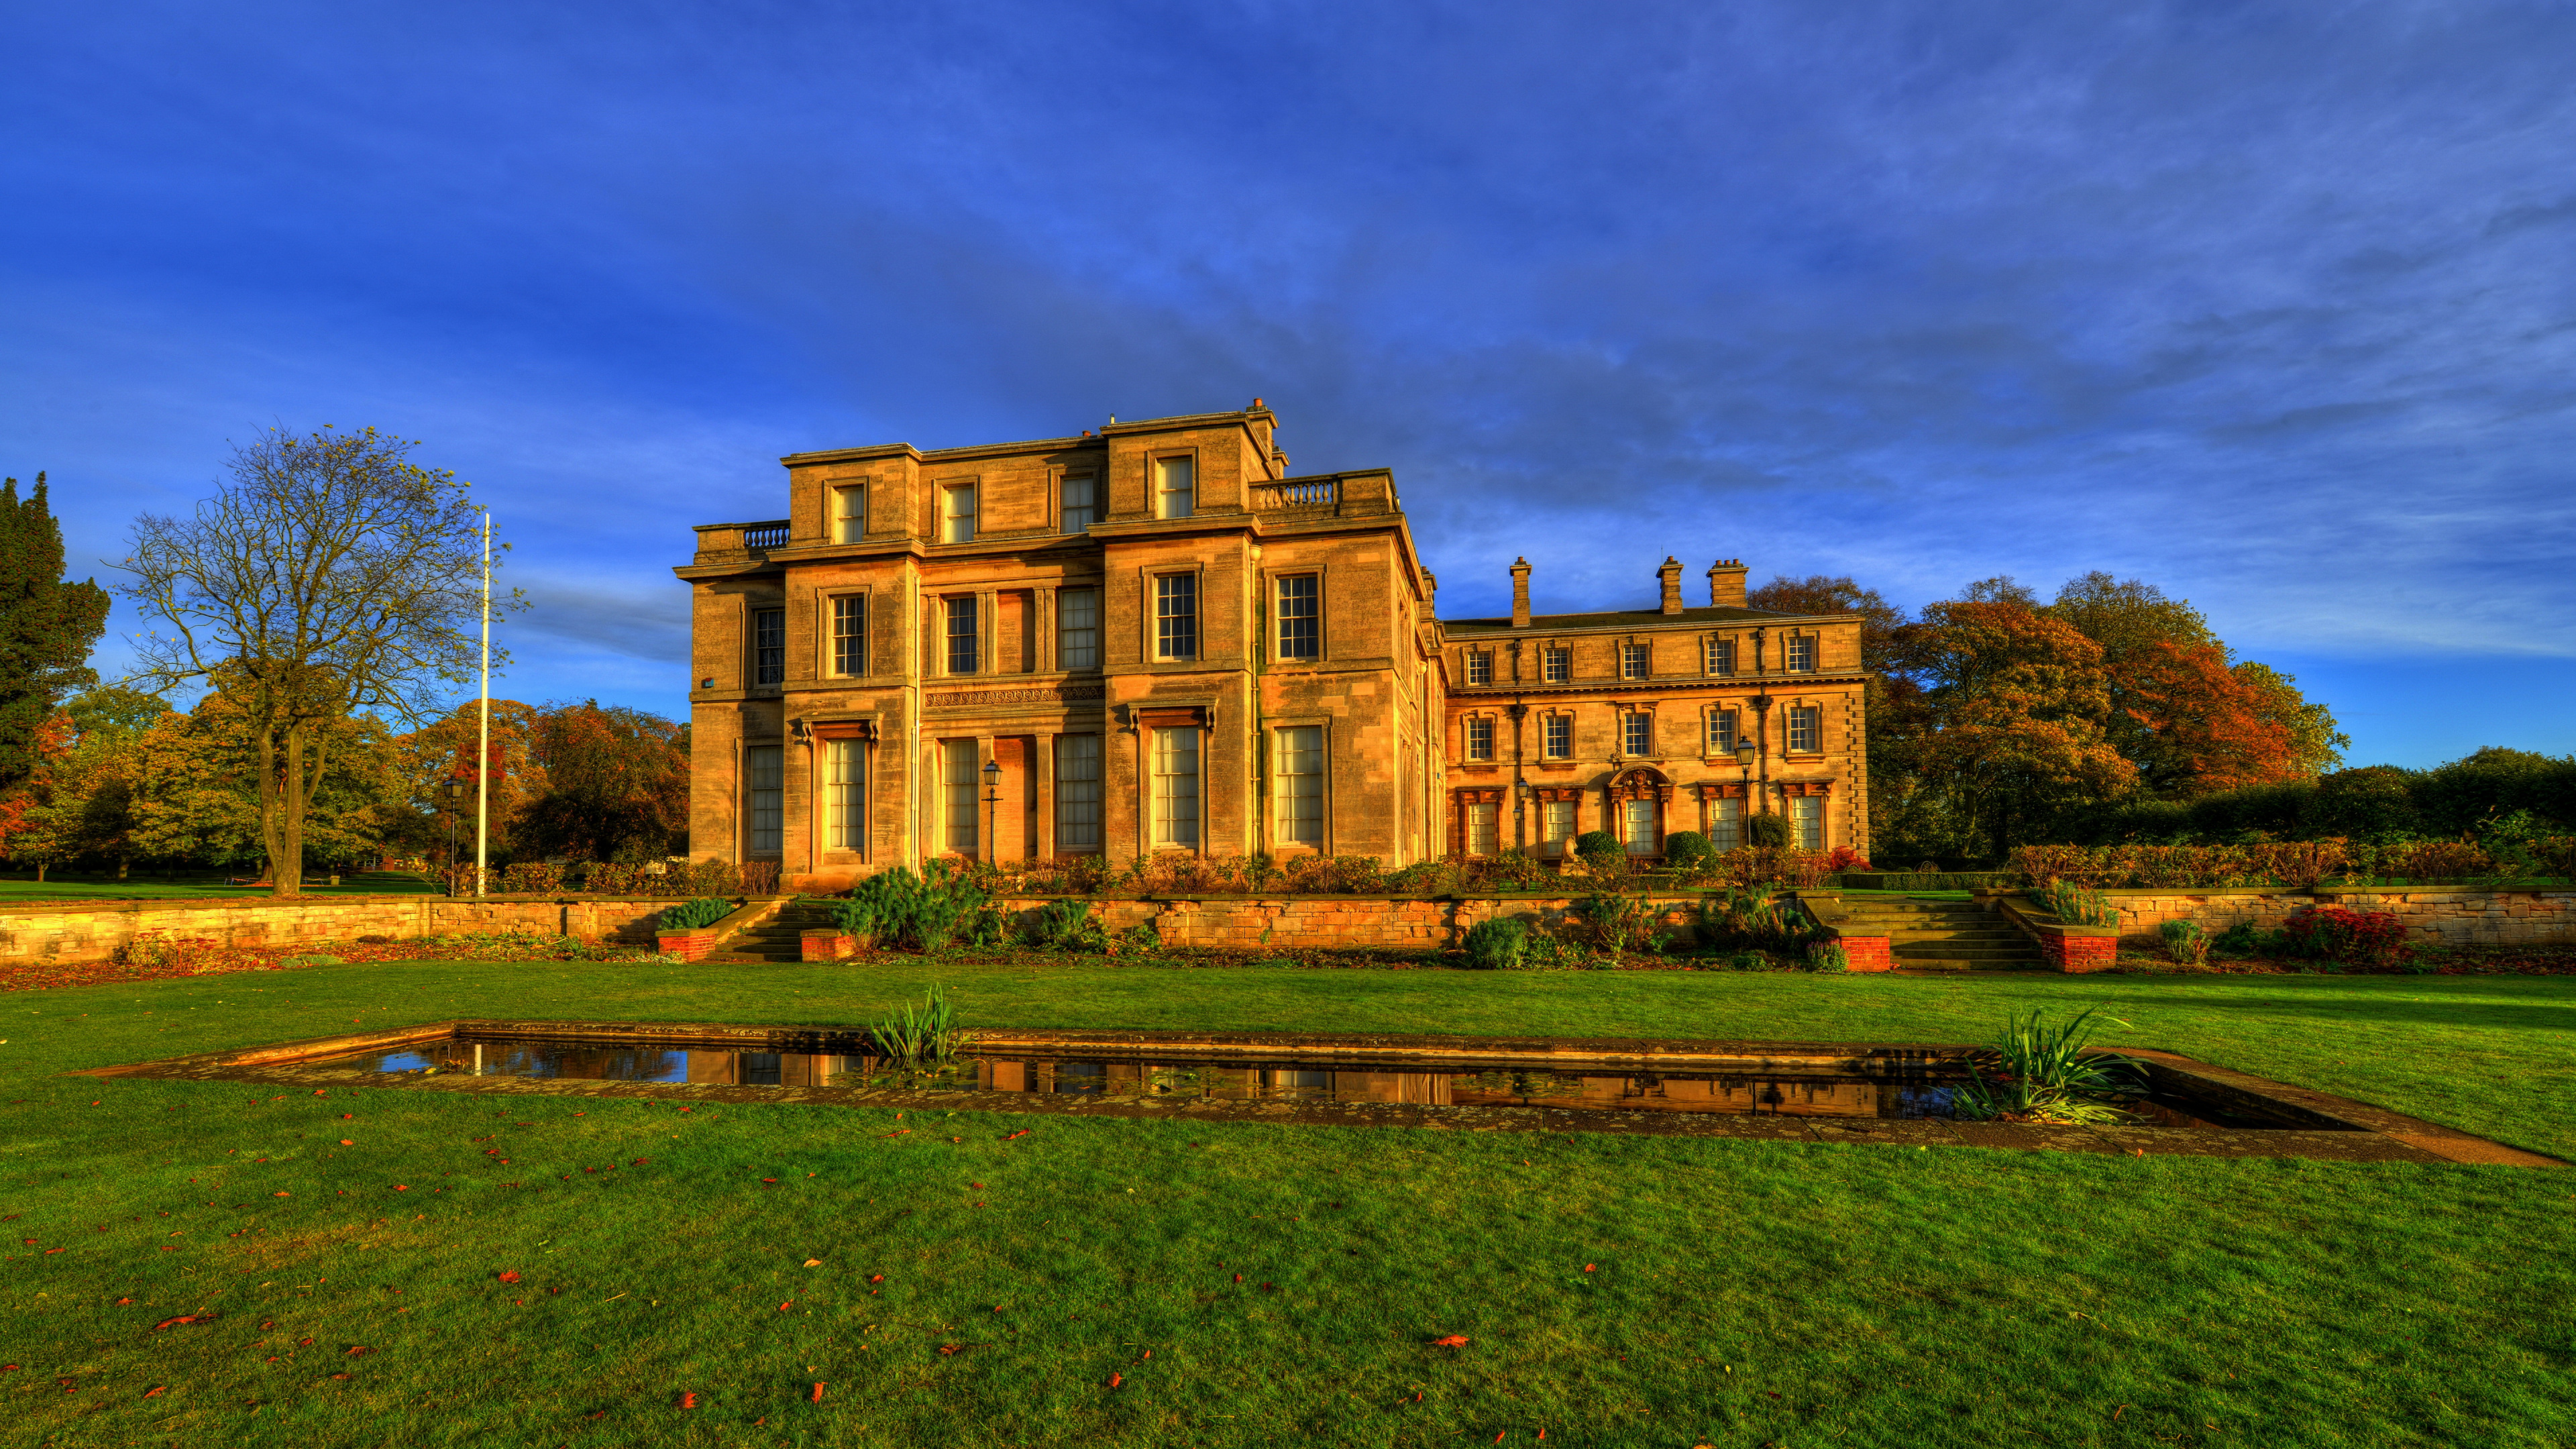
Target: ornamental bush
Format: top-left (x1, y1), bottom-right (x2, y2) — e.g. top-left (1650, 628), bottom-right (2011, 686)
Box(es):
top-left (1745, 813), bottom-right (1791, 849)
top-left (657, 896), bottom-right (734, 932)
top-left (2283, 904), bottom-right (2408, 967)
top-left (1573, 831), bottom-right (1624, 875)
top-left (1662, 831), bottom-right (1713, 871)
top-left (1462, 916), bottom-right (1530, 970)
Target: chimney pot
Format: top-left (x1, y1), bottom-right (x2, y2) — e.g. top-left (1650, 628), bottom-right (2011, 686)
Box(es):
top-left (1509, 557), bottom-right (1532, 629)
top-left (1658, 556), bottom-right (1686, 615)
top-left (1707, 557), bottom-right (1749, 609)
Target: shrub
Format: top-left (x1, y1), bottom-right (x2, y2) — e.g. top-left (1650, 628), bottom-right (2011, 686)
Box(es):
top-left (1745, 813), bottom-right (1790, 849)
top-left (2209, 920), bottom-right (2292, 960)
top-left (1574, 891), bottom-right (1660, 954)
top-left (1707, 847), bottom-right (1830, 890)
top-left (657, 896), bottom-right (734, 932)
top-left (1470, 848), bottom-right (1549, 891)
top-left (1385, 860), bottom-right (1464, 896)
top-left (1696, 889), bottom-right (1812, 953)
top-left (500, 861), bottom-right (564, 894)
top-left (2283, 904), bottom-right (2408, 967)
top-left (2158, 918), bottom-right (2210, 967)
top-left (1025, 898), bottom-right (1110, 953)
top-left (1822, 847), bottom-right (1874, 873)
top-left (841, 863), bottom-right (994, 951)
top-left (1662, 832), bottom-right (1713, 871)
top-left (2030, 879), bottom-right (2118, 927)
top-left (1462, 917), bottom-right (1531, 970)
top-left (1572, 831), bottom-right (1625, 876)
top-left (1804, 942), bottom-right (1850, 973)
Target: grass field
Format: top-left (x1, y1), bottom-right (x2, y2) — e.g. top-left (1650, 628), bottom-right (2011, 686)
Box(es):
top-left (4, 959), bottom-right (2571, 1447)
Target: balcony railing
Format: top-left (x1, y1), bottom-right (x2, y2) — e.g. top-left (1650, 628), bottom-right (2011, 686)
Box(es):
top-left (740, 521), bottom-right (791, 550)
top-left (1252, 480), bottom-right (1336, 511)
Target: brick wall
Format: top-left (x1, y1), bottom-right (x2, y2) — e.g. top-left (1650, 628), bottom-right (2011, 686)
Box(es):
top-left (0, 896), bottom-right (677, 967)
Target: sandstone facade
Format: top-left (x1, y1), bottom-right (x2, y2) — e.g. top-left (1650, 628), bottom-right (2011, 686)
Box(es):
top-left (680, 404), bottom-right (1870, 890)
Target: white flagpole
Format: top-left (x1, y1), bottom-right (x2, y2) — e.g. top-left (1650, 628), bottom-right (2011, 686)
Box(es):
top-left (476, 512), bottom-right (491, 898)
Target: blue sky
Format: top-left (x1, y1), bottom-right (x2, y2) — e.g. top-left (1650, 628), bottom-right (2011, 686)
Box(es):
top-left (3, 1), bottom-right (2571, 766)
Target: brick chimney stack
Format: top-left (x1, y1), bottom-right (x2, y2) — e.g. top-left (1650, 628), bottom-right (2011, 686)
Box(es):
top-left (1707, 558), bottom-right (1748, 609)
top-left (1658, 556), bottom-right (1686, 614)
top-left (1509, 557), bottom-right (1532, 629)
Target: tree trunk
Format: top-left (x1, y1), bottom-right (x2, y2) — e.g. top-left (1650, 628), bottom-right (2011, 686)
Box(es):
top-left (35, 863), bottom-right (46, 882)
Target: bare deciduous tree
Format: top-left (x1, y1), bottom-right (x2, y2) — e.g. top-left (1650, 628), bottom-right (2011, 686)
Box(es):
top-left (116, 426), bottom-right (522, 896)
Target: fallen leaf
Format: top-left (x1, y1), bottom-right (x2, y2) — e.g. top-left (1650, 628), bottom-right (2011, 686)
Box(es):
top-left (339, 1140), bottom-right (354, 1146)
top-left (142, 1386), bottom-right (164, 1397)
top-left (115, 1297), bottom-right (131, 1305)
top-left (392, 1185), bottom-right (408, 1192)
top-left (809, 1382), bottom-right (825, 1403)
top-left (345, 1346), bottom-right (372, 1357)
top-left (1004, 1130), bottom-right (1028, 1140)
top-left (869, 1274), bottom-right (885, 1285)
top-left (329, 1372), bottom-right (352, 1381)
top-left (778, 1301), bottom-right (793, 1312)
top-left (1432, 1335), bottom-right (1469, 1348)
top-left (497, 1271), bottom-right (521, 1285)
top-left (938, 1344), bottom-right (963, 1356)
top-left (803, 1258), bottom-right (822, 1267)
top-left (1582, 1264), bottom-right (1595, 1273)
top-left (1108, 1371), bottom-right (1122, 1389)
top-left (678, 1391), bottom-right (698, 1409)
top-left (151, 1313), bottom-right (219, 1330)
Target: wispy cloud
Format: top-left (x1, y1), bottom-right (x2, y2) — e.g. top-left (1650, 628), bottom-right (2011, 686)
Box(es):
top-left (3, 0), bottom-right (2570, 761)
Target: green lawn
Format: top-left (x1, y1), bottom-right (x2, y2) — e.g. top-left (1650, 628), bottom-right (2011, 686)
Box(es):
top-left (4, 961), bottom-right (2571, 1448)
top-left (0, 871), bottom-right (438, 902)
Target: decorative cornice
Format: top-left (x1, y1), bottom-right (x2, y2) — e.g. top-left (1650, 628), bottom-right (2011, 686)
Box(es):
top-left (926, 683), bottom-right (1108, 710)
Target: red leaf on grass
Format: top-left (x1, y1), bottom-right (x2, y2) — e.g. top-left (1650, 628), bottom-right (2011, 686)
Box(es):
top-left (1431, 1335), bottom-right (1469, 1348)
top-left (345, 1346), bottom-right (372, 1357)
top-left (777, 1301), bottom-right (792, 1312)
top-left (809, 1382), bottom-right (825, 1403)
top-left (879, 1130), bottom-right (908, 1139)
top-left (868, 1275), bottom-right (884, 1284)
top-left (143, 1385), bottom-right (164, 1397)
top-left (1107, 1372), bottom-right (1122, 1389)
top-left (329, 1372), bottom-right (352, 1381)
top-left (152, 1313), bottom-right (219, 1330)
top-left (1582, 1264), bottom-right (1595, 1273)
top-left (339, 1140), bottom-right (354, 1146)
top-left (496, 1271), bottom-right (520, 1284)
top-left (1003, 1130), bottom-right (1029, 1140)
top-left (937, 1344), bottom-right (963, 1356)
top-left (678, 1391), bottom-right (698, 1409)
top-left (392, 1185), bottom-right (408, 1192)
top-left (115, 1297), bottom-right (131, 1305)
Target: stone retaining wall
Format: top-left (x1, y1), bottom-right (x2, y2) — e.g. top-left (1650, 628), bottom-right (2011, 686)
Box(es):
top-left (0, 895), bottom-right (676, 967)
top-left (2099, 888), bottom-right (2575, 950)
top-left (996, 895), bottom-right (1711, 951)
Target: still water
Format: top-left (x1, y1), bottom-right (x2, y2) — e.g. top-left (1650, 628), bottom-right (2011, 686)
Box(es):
top-left (307, 1037), bottom-right (1998, 1119)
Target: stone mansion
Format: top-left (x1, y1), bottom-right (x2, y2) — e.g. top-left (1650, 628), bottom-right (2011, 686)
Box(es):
top-left (679, 404), bottom-right (1869, 891)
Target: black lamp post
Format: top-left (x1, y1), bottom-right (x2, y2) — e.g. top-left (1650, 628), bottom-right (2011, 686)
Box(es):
top-left (443, 778), bottom-right (468, 881)
top-left (981, 757), bottom-right (1002, 862)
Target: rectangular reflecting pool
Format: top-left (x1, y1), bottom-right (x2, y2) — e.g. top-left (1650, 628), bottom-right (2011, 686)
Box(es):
top-left (90, 1019), bottom-right (2561, 1165)
top-left (301, 1036), bottom-right (2271, 1128)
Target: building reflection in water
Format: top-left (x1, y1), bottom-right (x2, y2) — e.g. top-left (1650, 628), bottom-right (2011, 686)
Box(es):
top-left (327, 1041), bottom-right (1949, 1120)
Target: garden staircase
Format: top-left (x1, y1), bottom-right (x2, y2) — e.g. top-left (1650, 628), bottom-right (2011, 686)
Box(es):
top-left (721, 898), bottom-right (842, 962)
top-left (1836, 898), bottom-right (2044, 971)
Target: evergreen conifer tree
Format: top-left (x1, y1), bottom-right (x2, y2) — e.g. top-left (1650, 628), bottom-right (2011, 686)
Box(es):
top-left (0, 473), bottom-right (111, 796)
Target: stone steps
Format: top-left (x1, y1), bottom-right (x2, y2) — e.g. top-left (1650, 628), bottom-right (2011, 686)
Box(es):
top-left (725, 900), bottom-right (843, 961)
top-left (1836, 904), bottom-right (2046, 971)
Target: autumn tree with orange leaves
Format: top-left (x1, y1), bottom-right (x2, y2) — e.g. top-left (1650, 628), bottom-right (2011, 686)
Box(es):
top-left (1878, 597), bottom-right (2137, 860)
